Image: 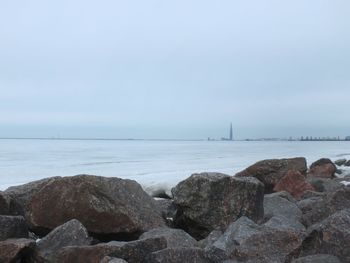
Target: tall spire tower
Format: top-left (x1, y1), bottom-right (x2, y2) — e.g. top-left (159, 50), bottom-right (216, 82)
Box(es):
top-left (229, 123), bottom-right (233, 141)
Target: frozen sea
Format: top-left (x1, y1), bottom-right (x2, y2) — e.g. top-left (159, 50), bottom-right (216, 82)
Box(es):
top-left (0, 139), bottom-right (349, 193)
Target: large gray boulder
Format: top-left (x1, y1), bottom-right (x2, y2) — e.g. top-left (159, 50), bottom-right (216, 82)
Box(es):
top-left (139, 227), bottom-right (198, 248)
top-left (55, 237), bottom-right (167, 263)
top-left (301, 209), bottom-right (350, 262)
top-left (0, 215), bottom-right (28, 241)
top-left (23, 175), bottom-right (165, 238)
top-left (235, 157), bottom-right (307, 193)
top-left (301, 186), bottom-right (350, 227)
top-left (33, 219), bottom-right (92, 262)
top-left (292, 254), bottom-right (342, 263)
top-left (264, 193), bottom-right (302, 222)
top-left (172, 173), bottom-right (264, 239)
top-left (205, 216), bottom-right (304, 263)
top-left (0, 238), bottom-right (36, 263)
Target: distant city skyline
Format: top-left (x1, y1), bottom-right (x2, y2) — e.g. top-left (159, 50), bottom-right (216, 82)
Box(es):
top-left (1, 1), bottom-right (350, 139)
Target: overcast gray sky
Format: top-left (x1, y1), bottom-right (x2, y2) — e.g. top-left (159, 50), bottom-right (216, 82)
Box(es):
top-left (0, 0), bottom-right (349, 139)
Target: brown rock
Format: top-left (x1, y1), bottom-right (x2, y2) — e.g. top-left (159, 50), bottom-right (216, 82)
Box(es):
top-left (0, 238), bottom-right (35, 263)
top-left (308, 158), bottom-right (336, 178)
top-left (55, 237), bottom-right (167, 263)
top-left (25, 175), bottom-right (165, 239)
top-left (0, 215), bottom-right (28, 241)
top-left (274, 170), bottom-right (315, 199)
top-left (235, 157), bottom-right (307, 193)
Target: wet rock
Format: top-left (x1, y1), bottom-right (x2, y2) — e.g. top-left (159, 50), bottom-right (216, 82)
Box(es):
top-left (308, 158), bottom-right (336, 179)
top-left (273, 170), bottom-right (314, 199)
top-left (264, 194), bottom-right (302, 222)
top-left (55, 237), bottom-right (167, 263)
top-left (139, 227), bottom-right (197, 248)
top-left (0, 215), bottom-right (28, 241)
top-left (198, 230), bottom-right (223, 249)
top-left (205, 216), bottom-right (304, 263)
top-left (145, 247), bottom-right (210, 263)
top-left (334, 159), bottom-right (347, 166)
top-left (172, 173), bottom-right (264, 239)
top-left (235, 157), bottom-right (307, 193)
top-left (292, 254), bottom-right (342, 263)
top-left (100, 256), bottom-right (128, 263)
top-left (301, 209), bottom-right (350, 262)
top-left (301, 186), bottom-right (350, 227)
top-left (24, 175), bottom-right (164, 239)
top-left (0, 238), bottom-right (35, 263)
top-left (33, 219), bottom-right (91, 262)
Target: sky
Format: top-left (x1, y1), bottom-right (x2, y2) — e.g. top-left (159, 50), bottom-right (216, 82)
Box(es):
top-left (0, 0), bottom-right (350, 140)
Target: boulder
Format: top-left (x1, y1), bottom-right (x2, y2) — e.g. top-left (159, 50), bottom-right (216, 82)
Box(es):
top-left (301, 209), bottom-right (350, 262)
top-left (0, 192), bottom-right (11, 215)
top-left (334, 159), bottom-right (347, 166)
top-left (205, 216), bottom-right (304, 263)
top-left (139, 227), bottom-right (197, 248)
top-left (264, 215), bottom-right (306, 232)
top-left (306, 177), bottom-right (342, 193)
top-left (24, 175), bottom-right (165, 238)
top-left (292, 254), bottom-right (342, 263)
top-left (299, 190), bottom-right (324, 200)
top-left (263, 194), bottom-right (302, 222)
top-left (172, 173), bottom-right (264, 239)
top-left (301, 186), bottom-right (350, 227)
top-left (198, 230), bottom-right (223, 249)
top-left (345, 160), bottom-right (350, 166)
top-left (0, 238), bottom-right (35, 263)
top-left (235, 157), bottom-right (307, 193)
top-left (273, 170), bottom-right (315, 199)
top-left (55, 237), bottom-right (167, 263)
top-left (308, 158), bottom-right (336, 179)
top-left (100, 256), bottom-right (128, 263)
top-left (145, 247), bottom-right (210, 263)
top-left (0, 215), bottom-right (28, 241)
top-left (265, 191), bottom-right (296, 202)
top-left (33, 219), bottom-right (92, 262)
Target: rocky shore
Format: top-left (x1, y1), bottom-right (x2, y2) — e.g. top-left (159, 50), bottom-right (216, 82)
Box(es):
top-left (1, 157), bottom-right (350, 263)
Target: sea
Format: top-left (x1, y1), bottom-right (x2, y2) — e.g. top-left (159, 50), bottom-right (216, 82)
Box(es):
top-left (0, 139), bottom-right (349, 194)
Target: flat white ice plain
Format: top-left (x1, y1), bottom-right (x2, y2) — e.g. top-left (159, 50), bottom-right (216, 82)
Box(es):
top-left (0, 139), bottom-right (349, 194)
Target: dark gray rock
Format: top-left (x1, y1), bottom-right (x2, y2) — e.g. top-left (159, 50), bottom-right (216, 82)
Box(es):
top-left (145, 247), bottom-right (211, 263)
top-left (33, 219), bottom-right (91, 262)
top-left (299, 190), bottom-right (325, 200)
top-left (0, 238), bottom-right (36, 263)
top-left (235, 157), bottom-right (307, 193)
top-left (308, 158), bottom-right (336, 179)
top-left (0, 192), bottom-right (11, 215)
top-left (0, 215), bottom-right (28, 241)
top-left (301, 209), bottom-right (350, 262)
top-left (154, 199), bottom-right (177, 227)
top-left (139, 227), bottom-right (197, 248)
top-left (264, 215), bottom-right (306, 232)
top-left (306, 177), bottom-right (343, 193)
top-left (292, 254), bottom-right (342, 263)
top-left (198, 230), bottom-right (223, 249)
top-left (100, 256), bottom-right (128, 263)
top-left (55, 237), bottom-right (167, 263)
top-left (335, 159), bottom-right (347, 166)
top-left (301, 186), bottom-right (350, 227)
top-left (345, 160), bottom-right (350, 166)
top-left (205, 216), bottom-right (304, 263)
top-left (266, 191), bottom-right (296, 203)
top-left (24, 175), bottom-right (165, 238)
top-left (264, 194), bottom-right (302, 222)
top-left (172, 173), bottom-right (264, 239)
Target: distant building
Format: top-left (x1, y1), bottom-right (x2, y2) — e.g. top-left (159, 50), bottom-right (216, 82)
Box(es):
top-left (230, 123), bottom-right (233, 141)
top-left (346, 136), bottom-right (350, 141)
